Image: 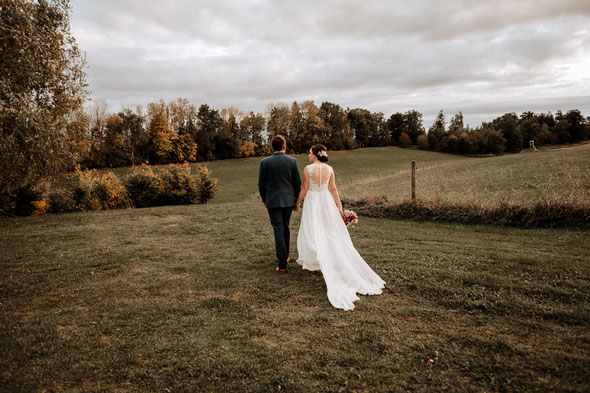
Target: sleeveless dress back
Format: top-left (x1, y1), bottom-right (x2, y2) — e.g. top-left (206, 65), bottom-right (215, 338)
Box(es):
top-left (296, 163), bottom-right (385, 310)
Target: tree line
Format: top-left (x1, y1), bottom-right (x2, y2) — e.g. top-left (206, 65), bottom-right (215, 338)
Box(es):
top-left (70, 98), bottom-right (589, 170)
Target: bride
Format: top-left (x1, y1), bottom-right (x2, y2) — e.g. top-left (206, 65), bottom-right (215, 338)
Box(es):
top-left (294, 144), bottom-right (385, 310)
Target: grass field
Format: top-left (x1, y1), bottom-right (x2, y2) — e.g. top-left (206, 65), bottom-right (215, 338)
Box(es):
top-left (206, 143), bottom-right (590, 206)
top-left (2, 145), bottom-right (590, 391)
top-left (64, 143), bottom-right (590, 207)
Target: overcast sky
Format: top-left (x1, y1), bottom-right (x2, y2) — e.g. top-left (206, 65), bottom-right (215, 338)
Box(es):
top-left (70, 0), bottom-right (590, 128)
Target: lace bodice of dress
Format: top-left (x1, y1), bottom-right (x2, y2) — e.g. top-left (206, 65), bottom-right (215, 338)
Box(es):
top-left (307, 163), bottom-right (332, 192)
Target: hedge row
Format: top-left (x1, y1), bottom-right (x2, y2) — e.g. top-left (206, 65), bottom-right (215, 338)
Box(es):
top-left (344, 197), bottom-right (590, 229)
top-left (10, 163), bottom-right (218, 216)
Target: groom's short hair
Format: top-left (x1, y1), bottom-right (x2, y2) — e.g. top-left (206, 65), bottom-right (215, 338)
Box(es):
top-left (271, 135), bottom-right (286, 151)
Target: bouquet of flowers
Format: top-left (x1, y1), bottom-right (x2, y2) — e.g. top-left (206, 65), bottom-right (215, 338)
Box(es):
top-left (341, 209), bottom-right (358, 227)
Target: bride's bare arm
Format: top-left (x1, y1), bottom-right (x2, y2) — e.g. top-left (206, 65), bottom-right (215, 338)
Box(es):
top-left (294, 168), bottom-right (309, 211)
top-left (328, 172), bottom-right (343, 214)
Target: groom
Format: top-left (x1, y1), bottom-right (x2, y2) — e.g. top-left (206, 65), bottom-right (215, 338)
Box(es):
top-left (258, 135), bottom-right (302, 273)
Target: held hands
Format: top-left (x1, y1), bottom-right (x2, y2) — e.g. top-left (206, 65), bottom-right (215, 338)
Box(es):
top-left (293, 204), bottom-right (300, 212)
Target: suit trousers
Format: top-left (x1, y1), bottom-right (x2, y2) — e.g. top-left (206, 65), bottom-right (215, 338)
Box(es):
top-left (267, 207), bottom-right (293, 269)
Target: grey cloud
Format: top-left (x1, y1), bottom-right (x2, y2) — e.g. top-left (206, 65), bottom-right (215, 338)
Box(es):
top-left (71, 0), bottom-right (590, 128)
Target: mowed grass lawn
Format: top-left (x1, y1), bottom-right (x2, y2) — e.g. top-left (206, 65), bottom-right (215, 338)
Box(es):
top-left (2, 146), bottom-right (590, 392)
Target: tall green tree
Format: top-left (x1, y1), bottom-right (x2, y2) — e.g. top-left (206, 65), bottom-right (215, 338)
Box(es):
top-left (242, 111), bottom-right (266, 147)
top-left (518, 114), bottom-right (541, 148)
top-left (103, 114), bottom-right (130, 167)
top-left (195, 104), bottom-right (221, 161)
top-left (347, 108), bottom-right (372, 147)
top-left (386, 112), bottom-right (404, 144)
top-left (266, 103), bottom-right (290, 140)
top-left (492, 112), bottom-right (522, 152)
top-left (403, 110), bottom-right (425, 144)
top-left (318, 102), bottom-right (354, 150)
top-left (560, 109), bottom-right (587, 142)
top-left (367, 112), bottom-right (390, 147)
top-left (288, 101), bottom-right (305, 152)
top-left (448, 111), bottom-right (464, 135)
top-left (118, 107), bottom-right (147, 165)
top-left (1, 0), bottom-right (88, 207)
top-left (428, 110), bottom-right (446, 150)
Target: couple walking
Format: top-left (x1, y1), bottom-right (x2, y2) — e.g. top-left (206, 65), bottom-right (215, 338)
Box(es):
top-left (258, 135), bottom-right (385, 310)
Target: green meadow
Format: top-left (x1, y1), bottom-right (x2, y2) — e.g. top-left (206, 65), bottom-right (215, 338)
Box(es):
top-left (1, 145), bottom-right (589, 392)
top-left (97, 142), bottom-right (589, 207)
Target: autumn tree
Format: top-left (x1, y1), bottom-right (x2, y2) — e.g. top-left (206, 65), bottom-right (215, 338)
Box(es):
top-left (65, 107), bottom-right (91, 167)
top-left (220, 106), bottom-right (245, 141)
top-left (266, 103), bottom-right (290, 140)
top-left (1, 0), bottom-right (88, 209)
top-left (288, 101), bottom-right (305, 152)
top-left (147, 104), bottom-right (175, 163)
top-left (168, 98), bottom-right (197, 136)
top-left (300, 100), bottom-right (324, 151)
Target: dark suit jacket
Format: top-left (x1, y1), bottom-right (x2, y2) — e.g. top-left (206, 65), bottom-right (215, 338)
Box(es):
top-left (258, 152), bottom-right (302, 208)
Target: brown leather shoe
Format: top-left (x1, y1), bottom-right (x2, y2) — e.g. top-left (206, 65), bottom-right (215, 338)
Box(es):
top-left (276, 267), bottom-right (287, 273)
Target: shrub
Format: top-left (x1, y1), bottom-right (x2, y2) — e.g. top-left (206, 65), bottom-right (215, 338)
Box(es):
top-left (160, 163), bottom-right (198, 205)
top-left (398, 132), bottom-right (412, 148)
top-left (30, 200), bottom-right (49, 215)
top-left (196, 166), bottom-right (218, 204)
top-left (47, 187), bottom-right (76, 213)
top-left (417, 134), bottom-right (429, 150)
top-left (239, 141), bottom-right (258, 157)
top-left (124, 165), bottom-right (164, 208)
top-left (345, 198), bottom-right (590, 229)
top-left (93, 172), bottom-right (130, 209)
top-left (10, 182), bottom-right (49, 216)
top-left (71, 168), bottom-right (100, 211)
top-left (486, 132), bottom-right (507, 154)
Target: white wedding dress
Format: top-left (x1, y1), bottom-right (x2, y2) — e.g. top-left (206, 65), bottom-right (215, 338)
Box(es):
top-left (296, 163), bottom-right (385, 310)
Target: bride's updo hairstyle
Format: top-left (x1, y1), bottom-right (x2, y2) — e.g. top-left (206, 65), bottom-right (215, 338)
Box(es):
top-left (311, 144), bottom-right (329, 162)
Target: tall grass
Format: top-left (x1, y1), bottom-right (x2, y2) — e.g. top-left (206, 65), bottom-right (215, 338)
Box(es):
top-left (340, 147), bottom-right (590, 209)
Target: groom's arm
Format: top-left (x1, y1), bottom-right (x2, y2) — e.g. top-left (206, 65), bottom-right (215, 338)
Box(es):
top-left (258, 160), bottom-right (266, 204)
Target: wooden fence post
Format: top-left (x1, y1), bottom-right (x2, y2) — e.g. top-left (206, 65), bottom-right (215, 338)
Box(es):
top-left (411, 160), bottom-right (416, 201)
